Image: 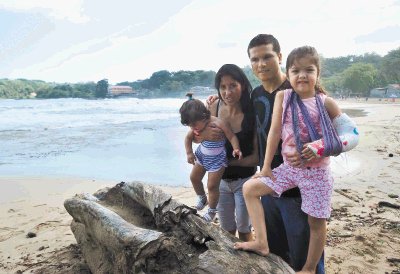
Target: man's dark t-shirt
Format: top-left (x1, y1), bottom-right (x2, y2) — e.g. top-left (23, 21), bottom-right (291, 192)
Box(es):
top-left (251, 79), bottom-right (300, 198)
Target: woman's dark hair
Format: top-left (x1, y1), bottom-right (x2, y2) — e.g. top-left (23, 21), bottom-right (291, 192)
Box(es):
top-left (179, 99), bottom-right (210, 126)
top-left (285, 45), bottom-right (327, 95)
top-left (214, 64), bottom-right (253, 114)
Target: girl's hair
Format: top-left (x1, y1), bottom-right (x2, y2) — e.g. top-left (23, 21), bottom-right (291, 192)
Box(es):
top-left (214, 64), bottom-right (253, 114)
top-left (179, 99), bottom-right (210, 126)
top-left (285, 46), bottom-right (327, 95)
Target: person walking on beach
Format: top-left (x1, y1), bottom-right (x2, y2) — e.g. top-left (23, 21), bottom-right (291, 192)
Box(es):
top-left (208, 64), bottom-right (258, 242)
top-left (179, 99), bottom-right (242, 222)
top-left (234, 46), bottom-right (359, 274)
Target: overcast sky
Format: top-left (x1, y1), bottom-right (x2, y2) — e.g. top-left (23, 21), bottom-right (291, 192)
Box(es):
top-left (0, 0), bottom-right (399, 84)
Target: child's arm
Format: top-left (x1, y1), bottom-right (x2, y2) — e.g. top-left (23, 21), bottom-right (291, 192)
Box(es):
top-left (302, 97), bottom-right (359, 159)
top-left (229, 130), bottom-right (259, 167)
top-left (256, 91), bottom-right (284, 180)
top-left (214, 118), bottom-right (243, 160)
top-left (184, 130), bottom-right (196, 165)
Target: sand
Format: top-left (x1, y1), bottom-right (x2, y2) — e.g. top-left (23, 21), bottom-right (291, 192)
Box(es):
top-left (0, 98), bottom-right (399, 273)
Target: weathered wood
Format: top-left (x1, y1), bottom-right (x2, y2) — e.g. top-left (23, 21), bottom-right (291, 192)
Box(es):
top-left (65, 181), bottom-right (295, 274)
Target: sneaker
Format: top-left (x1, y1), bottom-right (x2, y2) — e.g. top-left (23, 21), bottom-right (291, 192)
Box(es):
top-left (203, 208), bottom-right (217, 222)
top-left (195, 195), bottom-right (208, 210)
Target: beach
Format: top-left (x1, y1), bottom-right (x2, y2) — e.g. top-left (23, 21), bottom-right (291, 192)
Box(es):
top-left (0, 99), bottom-right (399, 273)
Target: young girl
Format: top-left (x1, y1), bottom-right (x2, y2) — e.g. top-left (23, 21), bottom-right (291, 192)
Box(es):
top-left (234, 46), bottom-right (359, 274)
top-left (180, 98), bottom-right (242, 222)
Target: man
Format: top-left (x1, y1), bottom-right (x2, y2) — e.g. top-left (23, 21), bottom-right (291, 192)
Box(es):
top-left (247, 34), bottom-right (324, 273)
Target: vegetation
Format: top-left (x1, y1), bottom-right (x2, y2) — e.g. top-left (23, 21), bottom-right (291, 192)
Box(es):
top-left (0, 47), bottom-right (399, 99)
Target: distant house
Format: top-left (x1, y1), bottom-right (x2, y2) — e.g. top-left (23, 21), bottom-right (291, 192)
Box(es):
top-left (370, 84), bottom-right (400, 98)
top-left (107, 85), bottom-right (136, 97)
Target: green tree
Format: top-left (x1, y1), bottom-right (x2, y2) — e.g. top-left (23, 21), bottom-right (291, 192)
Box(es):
top-left (149, 70), bottom-right (171, 89)
top-left (95, 79), bottom-right (108, 98)
top-left (381, 47), bottom-right (400, 84)
top-left (342, 63), bottom-right (377, 96)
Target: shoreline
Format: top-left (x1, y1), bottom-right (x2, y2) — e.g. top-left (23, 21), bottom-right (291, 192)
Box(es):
top-left (1, 100), bottom-right (400, 273)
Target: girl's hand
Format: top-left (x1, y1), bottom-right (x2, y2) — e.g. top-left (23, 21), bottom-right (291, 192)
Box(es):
top-left (187, 152), bottom-right (195, 165)
top-left (302, 139), bottom-right (324, 160)
top-left (232, 149), bottom-right (243, 160)
top-left (286, 150), bottom-right (303, 167)
top-left (252, 167), bottom-right (275, 181)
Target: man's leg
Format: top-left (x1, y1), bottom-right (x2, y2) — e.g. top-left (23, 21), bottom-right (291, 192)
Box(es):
top-left (261, 195), bottom-right (290, 262)
top-left (278, 197), bottom-right (325, 274)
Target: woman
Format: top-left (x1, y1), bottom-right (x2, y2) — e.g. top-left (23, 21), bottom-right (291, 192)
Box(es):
top-left (208, 64), bottom-right (258, 241)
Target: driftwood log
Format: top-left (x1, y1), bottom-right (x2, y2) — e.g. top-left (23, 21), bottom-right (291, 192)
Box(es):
top-left (64, 181), bottom-right (294, 273)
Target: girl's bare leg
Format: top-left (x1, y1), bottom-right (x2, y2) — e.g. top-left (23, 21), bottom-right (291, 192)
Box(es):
top-left (190, 163), bottom-right (206, 195)
top-left (234, 178), bottom-right (274, 256)
top-left (297, 216), bottom-right (326, 274)
top-left (207, 167), bottom-right (225, 209)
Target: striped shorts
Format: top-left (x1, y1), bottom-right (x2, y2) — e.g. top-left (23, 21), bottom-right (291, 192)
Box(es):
top-left (195, 140), bottom-right (227, 172)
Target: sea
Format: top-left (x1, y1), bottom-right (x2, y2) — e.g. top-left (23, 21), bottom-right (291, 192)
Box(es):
top-left (0, 96), bottom-right (363, 187)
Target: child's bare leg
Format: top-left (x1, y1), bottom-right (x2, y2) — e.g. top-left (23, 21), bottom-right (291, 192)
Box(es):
top-left (234, 178), bottom-right (275, 256)
top-left (190, 163), bottom-right (206, 195)
top-left (297, 216), bottom-right (326, 274)
top-left (207, 167), bottom-right (225, 209)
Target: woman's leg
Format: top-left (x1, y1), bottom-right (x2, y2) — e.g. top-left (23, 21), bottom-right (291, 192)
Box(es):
top-left (234, 178), bottom-right (275, 256)
top-left (298, 216), bottom-right (326, 274)
top-left (217, 179), bottom-right (237, 234)
top-left (190, 163), bottom-right (206, 195)
top-left (233, 177), bottom-right (252, 242)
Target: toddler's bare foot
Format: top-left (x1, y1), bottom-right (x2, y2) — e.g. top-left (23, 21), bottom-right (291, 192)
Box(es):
top-left (233, 241), bottom-right (269, 256)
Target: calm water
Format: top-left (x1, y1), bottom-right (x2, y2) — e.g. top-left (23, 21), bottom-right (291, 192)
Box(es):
top-left (0, 97), bottom-right (364, 186)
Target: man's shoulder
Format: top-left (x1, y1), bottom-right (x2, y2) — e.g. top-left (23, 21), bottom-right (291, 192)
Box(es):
top-left (276, 79), bottom-right (292, 92)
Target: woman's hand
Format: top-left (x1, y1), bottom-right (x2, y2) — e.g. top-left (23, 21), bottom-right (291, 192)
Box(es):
top-left (193, 122), bottom-right (223, 143)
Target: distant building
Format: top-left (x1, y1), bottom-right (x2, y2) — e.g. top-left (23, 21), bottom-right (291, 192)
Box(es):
top-left (370, 84), bottom-right (400, 98)
top-left (107, 85), bottom-right (136, 97)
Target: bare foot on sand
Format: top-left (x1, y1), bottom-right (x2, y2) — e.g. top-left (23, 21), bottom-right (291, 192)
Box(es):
top-left (233, 241), bottom-right (269, 256)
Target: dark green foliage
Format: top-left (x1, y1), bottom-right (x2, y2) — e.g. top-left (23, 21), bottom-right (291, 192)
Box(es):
top-left (95, 79), bottom-right (108, 98)
top-left (380, 47), bottom-right (400, 84)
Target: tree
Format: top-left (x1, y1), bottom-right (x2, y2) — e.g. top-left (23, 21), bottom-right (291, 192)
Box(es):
top-left (381, 47), bottom-right (400, 84)
top-left (148, 70), bottom-right (171, 89)
top-left (342, 63), bottom-right (377, 96)
top-left (96, 79), bottom-right (108, 98)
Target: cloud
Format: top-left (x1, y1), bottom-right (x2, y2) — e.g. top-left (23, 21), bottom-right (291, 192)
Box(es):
top-left (0, 0), bottom-right (90, 23)
top-left (355, 25), bottom-right (400, 43)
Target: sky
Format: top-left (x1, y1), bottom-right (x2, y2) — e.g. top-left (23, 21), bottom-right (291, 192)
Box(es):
top-left (0, 0), bottom-right (399, 84)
